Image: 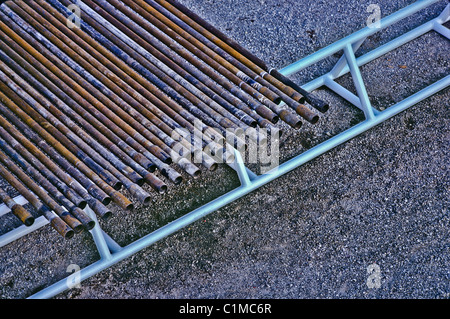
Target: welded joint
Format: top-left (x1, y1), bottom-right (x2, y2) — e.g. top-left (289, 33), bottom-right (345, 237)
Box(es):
top-left (329, 37), bottom-right (367, 78)
top-left (433, 20), bottom-right (450, 39)
top-left (436, 4), bottom-right (449, 24)
top-left (85, 205), bottom-right (114, 260)
top-left (231, 148), bottom-right (253, 187)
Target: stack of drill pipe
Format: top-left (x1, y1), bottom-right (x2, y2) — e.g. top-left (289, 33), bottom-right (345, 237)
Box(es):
top-left (158, 0), bottom-right (330, 113)
top-left (0, 0), bottom-right (329, 239)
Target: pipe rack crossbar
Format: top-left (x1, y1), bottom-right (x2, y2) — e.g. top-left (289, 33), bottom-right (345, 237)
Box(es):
top-left (0, 0), bottom-right (448, 299)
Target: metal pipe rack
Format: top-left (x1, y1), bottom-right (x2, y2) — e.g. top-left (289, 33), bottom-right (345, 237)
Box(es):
top-left (0, 0), bottom-right (448, 299)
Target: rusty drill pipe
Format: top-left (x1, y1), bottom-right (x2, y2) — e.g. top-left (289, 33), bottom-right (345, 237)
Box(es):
top-left (101, 0), bottom-right (279, 127)
top-left (0, 17), bottom-right (180, 184)
top-left (81, 0), bottom-right (265, 145)
top-left (92, 0), bottom-right (277, 116)
top-left (71, 3), bottom-right (245, 158)
top-left (140, 0), bottom-right (318, 124)
top-left (0, 32), bottom-right (180, 186)
top-left (268, 68), bottom-right (330, 113)
top-left (151, 0), bottom-right (309, 106)
top-left (0, 75), bottom-right (123, 192)
top-left (0, 124), bottom-right (112, 220)
top-left (0, 90), bottom-right (138, 213)
top-left (82, 0), bottom-right (252, 149)
top-left (0, 47), bottom-right (161, 185)
top-left (0, 185), bottom-right (34, 226)
top-left (12, 1), bottom-right (194, 159)
top-left (0, 62), bottom-right (155, 205)
top-left (163, 2), bottom-right (328, 114)
top-left (0, 162), bottom-right (74, 238)
top-left (35, 0), bottom-right (221, 171)
top-left (0, 33), bottom-right (160, 176)
top-left (0, 152), bottom-right (85, 233)
top-left (48, 0), bottom-right (248, 149)
top-left (84, 0), bottom-right (258, 130)
top-left (0, 3), bottom-right (211, 183)
top-left (0, 58), bottom-right (143, 188)
top-left (0, 14), bottom-right (125, 190)
top-left (0, 12), bottom-right (172, 169)
top-left (13, 1), bottom-right (204, 178)
top-left (0, 134), bottom-right (87, 210)
top-left (38, 0), bottom-right (232, 161)
top-left (103, 0), bottom-right (301, 129)
top-left (101, 0), bottom-right (288, 121)
top-left (128, 0), bottom-right (286, 107)
top-left (141, 0), bottom-right (283, 105)
top-left (0, 147), bottom-right (95, 231)
top-left (0, 95), bottom-right (133, 212)
top-left (71, 0), bottom-right (247, 151)
top-left (0, 7), bottom-right (173, 167)
top-left (67, 0), bottom-right (233, 132)
top-left (0, 112), bottom-right (111, 207)
top-left (0, 40), bottom-right (157, 175)
top-left (0, 48), bottom-right (167, 194)
top-left (162, 0), bottom-right (269, 71)
top-left (0, 42), bottom-right (158, 197)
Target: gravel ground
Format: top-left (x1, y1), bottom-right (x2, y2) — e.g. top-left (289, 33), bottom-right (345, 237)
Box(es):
top-left (0, 0), bottom-right (448, 299)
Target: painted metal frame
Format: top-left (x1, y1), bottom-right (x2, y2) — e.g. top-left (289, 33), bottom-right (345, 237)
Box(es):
top-left (0, 0), bottom-right (448, 299)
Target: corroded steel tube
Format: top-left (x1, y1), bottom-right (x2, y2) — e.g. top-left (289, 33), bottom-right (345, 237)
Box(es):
top-left (268, 69), bottom-right (330, 113)
top-left (123, 0), bottom-right (306, 118)
top-left (79, 0), bottom-right (276, 127)
top-left (80, 0), bottom-right (257, 130)
top-left (0, 7), bottom-right (173, 166)
top-left (0, 147), bottom-right (95, 231)
top-left (0, 63), bottom-right (136, 188)
top-left (0, 162), bottom-right (74, 238)
top-left (0, 149), bottom-right (86, 233)
top-left (0, 11), bottom-right (171, 168)
top-left (97, 0), bottom-right (281, 106)
top-left (0, 77), bottom-right (123, 192)
top-left (0, 185), bottom-right (34, 226)
top-left (40, 0), bottom-right (233, 160)
top-left (0, 34), bottom-right (181, 187)
top-left (0, 134), bottom-right (87, 210)
top-left (149, 0), bottom-right (329, 115)
top-left (47, 0), bottom-right (255, 153)
top-left (0, 57), bottom-right (155, 205)
top-left (0, 34), bottom-right (175, 185)
top-left (143, 0), bottom-right (321, 124)
top-left (0, 46), bottom-right (167, 194)
top-left (0, 15), bottom-right (182, 185)
top-left (162, 0), bottom-right (269, 71)
top-left (140, 0), bottom-right (284, 105)
top-left (98, 0), bottom-right (301, 128)
top-left (37, 0), bottom-right (223, 165)
top-left (0, 124), bottom-right (112, 219)
top-left (150, 0), bottom-right (309, 107)
top-left (0, 96), bottom-right (133, 211)
top-left (70, 0), bottom-right (247, 150)
top-left (12, 1), bottom-right (204, 178)
top-left (0, 112), bottom-right (109, 206)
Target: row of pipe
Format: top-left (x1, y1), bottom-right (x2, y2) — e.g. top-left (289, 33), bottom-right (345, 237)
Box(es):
top-left (0, 0), bottom-right (328, 238)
